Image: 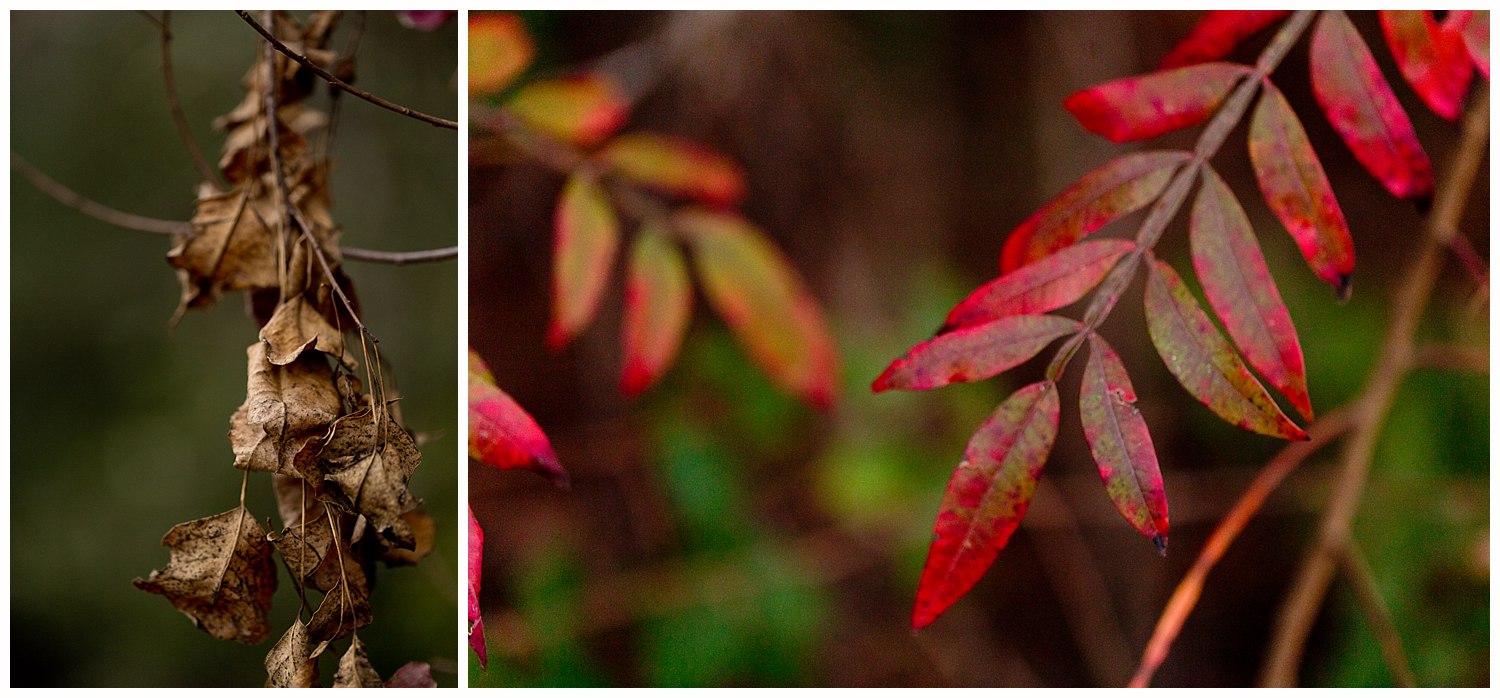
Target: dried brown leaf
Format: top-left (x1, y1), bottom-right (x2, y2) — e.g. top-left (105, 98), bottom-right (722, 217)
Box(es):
top-left (229, 343), bottom-right (341, 475)
top-left (333, 635), bottom-right (384, 688)
top-left (321, 407), bottom-right (423, 549)
top-left (133, 506), bottom-right (277, 644)
top-left (308, 578), bottom-right (374, 643)
top-left (378, 508), bottom-right (436, 567)
top-left (265, 619), bottom-right (318, 688)
top-left (260, 294), bottom-right (351, 367)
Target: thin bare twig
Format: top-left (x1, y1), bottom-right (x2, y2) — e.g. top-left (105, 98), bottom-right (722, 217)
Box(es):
top-left (1412, 343), bottom-right (1489, 374)
top-left (342, 246), bottom-right (457, 265)
top-left (1335, 540), bottom-right (1417, 687)
top-left (158, 11), bottom-right (223, 189)
top-left (11, 152), bottom-right (191, 235)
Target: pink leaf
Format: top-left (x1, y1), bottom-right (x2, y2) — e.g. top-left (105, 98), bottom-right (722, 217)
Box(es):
top-left (600, 133), bottom-right (747, 207)
top-left (468, 507), bottom-right (487, 670)
top-left (1380, 10), bottom-right (1474, 121)
top-left (1079, 334), bottom-right (1168, 551)
top-left (620, 222), bottom-right (692, 397)
top-left (873, 315), bottom-right (1079, 392)
top-left (1000, 151), bottom-right (1190, 272)
top-left (548, 171), bottom-right (620, 350)
top-left (1066, 62), bottom-right (1252, 143)
top-left (1450, 10), bottom-right (1490, 79)
top-left (506, 75), bottom-right (629, 148)
top-left (1160, 10), bottom-right (1294, 69)
top-left (1143, 259), bottom-right (1307, 441)
top-left (1248, 80), bottom-right (1355, 297)
top-left (1192, 167), bottom-right (1312, 421)
top-left (912, 381), bottom-right (1060, 630)
top-left (468, 349), bottom-right (569, 486)
top-left (1310, 11), bottom-right (1434, 201)
top-left (397, 10), bottom-right (456, 31)
top-left (384, 662), bottom-right (438, 688)
top-left (943, 239), bottom-right (1134, 333)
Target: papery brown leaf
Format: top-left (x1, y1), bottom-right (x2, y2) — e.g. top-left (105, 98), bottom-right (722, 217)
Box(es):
top-left (1079, 334), bottom-right (1168, 551)
top-left (333, 635), bottom-right (384, 688)
top-left (378, 509), bottom-right (436, 567)
top-left (260, 294), bottom-right (351, 367)
top-left (600, 133), bottom-right (747, 207)
top-left (548, 171), bottom-right (620, 350)
top-left (942, 239), bottom-right (1134, 332)
top-left (1066, 62), bottom-right (1252, 143)
top-left (469, 13), bottom-right (533, 96)
top-left (911, 381), bottom-right (1060, 630)
top-left (269, 505), bottom-right (336, 582)
top-left (308, 578), bottom-right (374, 643)
top-left (265, 619), bottom-right (318, 688)
top-left (170, 189), bottom-right (277, 314)
top-left (230, 343), bottom-right (341, 475)
top-left (1160, 11), bottom-right (1293, 69)
top-left (320, 406), bottom-right (423, 550)
top-left (385, 662), bottom-right (438, 688)
top-left (874, 315), bottom-right (1079, 392)
top-left (468, 506), bottom-right (487, 670)
top-left (309, 541), bottom-right (372, 597)
top-left (620, 222), bottom-right (693, 396)
top-left (1381, 10), bottom-right (1475, 121)
top-left (133, 506), bottom-right (277, 644)
top-left (468, 349), bottom-right (569, 486)
top-left (506, 75), bottom-right (629, 148)
top-left (1000, 151), bottom-right (1190, 272)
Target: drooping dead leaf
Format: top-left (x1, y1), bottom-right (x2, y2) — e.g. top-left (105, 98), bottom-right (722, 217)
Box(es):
top-left (320, 406), bottom-right (422, 549)
top-left (169, 188), bottom-right (278, 316)
top-left (308, 540), bottom-right (372, 597)
top-left (333, 635), bottom-right (384, 688)
top-left (265, 618), bottom-right (318, 688)
top-left (378, 508), bottom-right (436, 567)
top-left (308, 577), bottom-right (374, 643)
top-left (268, 506), bottom-right (336, 582)
top-left (229, 343), bottom-right (342, 475)
top-left (384, 661), bottom-right (438, 688)
top-left (260, 294), bottom-right (351, 367)
top-left (133, 506), bottom-right (277, 644)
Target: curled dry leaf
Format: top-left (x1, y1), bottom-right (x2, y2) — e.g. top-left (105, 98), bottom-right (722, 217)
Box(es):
top-left (133, 506), bottom-right (277, 644)
top-left (1065, 62), bottom-right (1252, 143)
top-left (1160, 10), bottom-right (1293, 69)
top-left (320, 406), bottom-right (423, 550)
top-left (265, 619), bottom-right (318, 688)
top-left (269, 504), bottom-right (336, 582)
top-left (506, 75), bottom-right (629, 148)
top-left (470, 13), bottom-right (534, 96)
top-left (469, 506), bottom-right (487, 670)
top-left (378, 508), bottom-right (436, 567)
top-left (942, 239), bottom-right (1134, 332)
top-left (1380, 10), bottom-right (1475, 121)
top-left (600, 133), bottom-right (748, 207)
top-left (229, 343), bottom-right (342, 475)
top-left (259, 294), bottom-right (350, 367)
top-left (333, 635), bottom-right (384, 688)
top-left (468, 349), bottom-right (569, 486)
top-left (874, 314), bottom-right (1079, 392)
top-left (308, 575), bottom-right (374, 643)
top-left (621, 222), bottom-right (693, 396)
top-left (169, 188), bottom-right (278, 315)
top-left (549, 171), bottom-right (620, 350)
top-left (1079, 334), bottom-right (1168, 551)
top-left (385, 662), bottom-right (439, 688)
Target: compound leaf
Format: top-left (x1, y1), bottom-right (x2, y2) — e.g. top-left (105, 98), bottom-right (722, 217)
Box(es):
top-left (943, 239), bottom-right (1134, 332)
top-left (873, 314), bottom-right (1079, 392)
top-left (1160, 10), bottom-right (1293, 69)
top-left (1066, 62), bottom-right (1252, 143)
top-left (1079, 334), bottom-right (1168, 550)
top-left (621, 221), bottom-right (692, 397)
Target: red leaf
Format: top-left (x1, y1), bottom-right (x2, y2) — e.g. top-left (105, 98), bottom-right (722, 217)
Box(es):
top-left (1450, 10), bottom-right (1490, 79)
top-left (506, 75), bottom-right (629, 148)
top-left (620, 222), bottom-right (692, 396)
top-left (601, 134), bottom-right (747, 207)
top-left (468, 507), bottom-right (487, 670)
top-left (1160, 10), bottom-right (1293, 69)
top-left (1143, 259), bottom-right (1308, 441)
top-left (469, 13), bottom-right (533, 96)
top-left (1000, 151), bottom-right (1190, 272)
top-left (1310, 11), bottom-right (1434, 201)
top-left (468, 349), bottom-right (569, 486)
top-left (1380, 10), bottom-right (1474, 121)
top-left (1191, 168), bottom-right (1312, 420)
top-left (548, 171), bottom-right (620, 349)
top-left (1066, 62), bottom-right (1252, 143)
top-left (942, 239), bottom-right (1133, 333)
top-left (677, 210), bottom-right (839, 408)
top-left (1248, 80), bottom-right (1355, 297)
top-left (912, 381), bottom-right (1060, 630)
top-left (873, 315), bottom-right (1079, 393)
top-left (1079, 334), bottom-right (1168, 550)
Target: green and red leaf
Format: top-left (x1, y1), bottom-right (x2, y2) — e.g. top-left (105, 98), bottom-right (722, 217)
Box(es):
top-left (548, 171), bottom-right (620, 349)
top-left (1079, 334), bottom-right (1168, 551)
top-left (1248, 80), bottom-right (1355, 297)
top-left (620, 221), bottom-right (692, 397)
top-left (601, 134), bottom-right (747, 207)
top-left (1310, 11), bottom-right (1434, 201)
top-left (1066, 63), bottom-right (1252, 143)
top-left (469, 13), bottom-right (533, 96)
top-left (942, 239), bottom-right (1133, 333)
top-left (1000, 151), bottom-right (1190, 272)
top-left (1143, 260), bottom-right (1307, 441)
top-left (1192, 168), bottom-right (1312, 420)
top-left (506, 75), bottom-right (629, 148)
top-left (912, 381), bottom-right (1060, 630)
top-left (468, 349), bottom-right (569, 486)
top-left (1449, 10), bottom-right (1489, 79)
top-left (873, 315), bottom-right (1079, 392)
top-left (1380, 10), bottom-right (1474, 121)
top-left (468, 507), bottom-right (487, 670)
top-left (1160, 10), bottom-right (1293, 69)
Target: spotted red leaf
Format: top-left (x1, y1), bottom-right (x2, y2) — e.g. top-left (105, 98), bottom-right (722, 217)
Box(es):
top-left (468, 506), bottom-right (487, 670)
top-left (1000, 151), bottom-right (1190, 272)
top-left (943, 239), bottom-right (1134, 333)
top-left (1143, 259), bottom-right (1308, 441)
top-left (1310, 11), bottom-right (1434, 201)
top-left (1380, 10), bottom-right (1474, 121)
top-left (873, 315), bottom-right (1079, 393)
top-left (1248, 80), bottom-right (1355, 297)
top-left (912, 381), bottom-right (1060, 630)
top-left (1160, 10), bottom-right (1293, 69)
top-left (1192, 167), bottom-right (1312, 420)
top-left (601, 134), bottom-right (747, 207)
top-left (1066, 63), bottom-right (1252, 143)
top-left (1079, 334), bottom-right (1168, 551)
top-left (1449, 10), bottom-right (1489, 79)
top-left (506, 75), bottom-right (629, 148)
top-left (620, 221), bottom-right (692, 397)
top-left (468, 349), bottom-right (569, 486)
top-left (548, 171), bottom-right (620, 350)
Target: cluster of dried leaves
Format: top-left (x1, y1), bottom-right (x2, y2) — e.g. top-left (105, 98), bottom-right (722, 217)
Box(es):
top-left (131, 11), bottom-right (436, 687)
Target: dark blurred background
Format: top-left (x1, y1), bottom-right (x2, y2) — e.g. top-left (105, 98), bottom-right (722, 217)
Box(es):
top-left (470, 11), bottom-right (1488, 687)
top-left (10, 11), bottom-right (458, 686)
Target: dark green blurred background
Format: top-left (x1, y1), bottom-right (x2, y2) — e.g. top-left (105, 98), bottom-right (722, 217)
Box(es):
top-left (10, 11), bottom-right (458, 686)
top-left (470, 11), bottom-right (1487, 687)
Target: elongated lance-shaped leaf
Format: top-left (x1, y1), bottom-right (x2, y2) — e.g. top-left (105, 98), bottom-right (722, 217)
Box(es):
top-left (1000, 151), bottom-right (1189, 273)
top-left (1079, 334), bottom-right (1168, 551)
top-left (1381, 10), bottom-right (1475, 121)
top-left (469, 13), bottom-right (533, 96)
top-left (468, 507), bottom-right (487, 670)
top-left (506, 75), bottom-right (629, 148)
top-left (1160, 11), bottom-right (1293, 69)
top-left (943, 239), bottom-right (1134, 333)
top-left (1450, 10), bottom-right (1489, 79)
top-left (873, 315), bottom-right (1079, 392)
top-left (1193, 168), bottom-right (1312, 420)
top-left (1310, 11), bottom-right (1434, 201)
top-left (677, 210), bottom-right (839, 409)
top-left (1144, 259), bottom-right (1307, 441)
top-left (468, 349), bottom-right (569, 486)
top-left (1066, 63), bottom-right (1252, 143)
top-left (1248, 80), bottom-right (1355, 298)
top-left (601, 133), bottom-right (747, 207)
top-left (912, 381), bottom-right (1060, 630)
top-left (548, 171), bottom-right (620, 349)
top-left (621, 221), bottom-right (692, 396)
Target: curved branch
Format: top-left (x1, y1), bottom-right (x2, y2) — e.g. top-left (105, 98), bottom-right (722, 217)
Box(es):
top-left (11, 153), bottom-right (190, 236)
top-left (159, 11), bottom-right (223, 188)
top-left (341, 246), bottom-right (457, 265)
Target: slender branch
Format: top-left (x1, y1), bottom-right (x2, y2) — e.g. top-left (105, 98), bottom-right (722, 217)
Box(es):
top-left (12, 153), bottom-right (191, 235)
top-left (1445, 233), bottom-right (1488, 290)
top-left (1335, 540), bottom-right (1417, 687)
top-left (235, 10), bottom-right (457, 130)
top-left (341, 245), bottom-right (457, 265)
top-left (1412, 343), bottom-right (1488, 373)
top-left (159, 11), bottom-right (223, 189)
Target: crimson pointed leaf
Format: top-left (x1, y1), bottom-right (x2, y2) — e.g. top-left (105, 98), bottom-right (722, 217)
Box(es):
top-left (1160, 10), bottom-right (1293, 69)
top-left (1192, 168), bottom-right (1312, 420)
top-left (943, 239), bottom-right (1134, 332)
top-left (548, 171), bottom-right (620, 349)
top-left (468, 349), bottom-right (569, 486)
top-left (1080, 334), bottom-right (1168, 549)
top-left (1000, 151), bottom-right (1189, 272)
top-left (1311, 11), bottom-right (1434, 201)
top-left (1143, 259), bottom-right (1307, 441)
top-left (506, 75), bottom-right (629, 148)
top-left (1066, 62), bottom-right (1252, 143)
top-left (601, 133), bottom-right (747, 207)
top-left (873, 315), bottom-right (1079, 393)
top-left (620, 221), bottom-right (692, 396)
top-left (1451, 10), bottom-right (1489, 79)
top-left (468, 506), bottom-right (487, 670)
top-left (1248, 80), bottom-right (1355, 297)
top-left (1380, 10), bottom-right (1474, 121)
top-left (912, 381), bottom-right (1060, 630)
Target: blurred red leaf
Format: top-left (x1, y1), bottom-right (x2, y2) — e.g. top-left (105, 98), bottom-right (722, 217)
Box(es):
top-left (1380, 10), bottom-right (1474, 121)
top-left (1079, 334), bottom-right (1168, 551)
top-left (1448, 10), bottom-right (1490, 79)
top-left (1191, 168), bottom-right (1312, 420)
top-left (677, 210), bottom-right (839, 409)
top-left (1000, 151), bottom-right (1190, 272)
top-left (873, 315), bottom-right (1079, 392)
top-left (507, 75), bottom-right (629, 148)
top-left (1143, 259), bottom-right (1307, 441)
top-left (468, 349), bottom-right (569, 486)
top-left (1066, 62), bottom-right (1252, 143)
top-left (469, 13), bottom-right (533, 96)
top-left (943, 239), bottom-right (1134, 333)
top-left (397, 11), bottom-right (455, 32)
top-left (548, 171), bottom-right (620, 350)
top-left (384, 662), bottom-right (437, 688)
top-left (620, 222), bottom-right (692, 397)
top-left (1248, 80), bottom-right (1355, 297)
top-left (1160, 10), bottom-right (1293, 69)
top-left (468, 507), bottom-right (487, 670)
top-left (601, 133), bottom-right (747, 207)
top-left (1310, 11), bottom-right (1434, 201)
top-left (912, 380), bottom-right (1060, 630)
